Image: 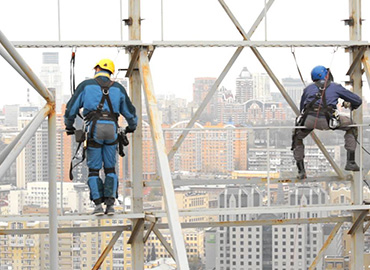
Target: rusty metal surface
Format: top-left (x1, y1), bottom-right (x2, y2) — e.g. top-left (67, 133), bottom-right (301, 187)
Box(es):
top-left (139, 48), bottom-right (189, 269)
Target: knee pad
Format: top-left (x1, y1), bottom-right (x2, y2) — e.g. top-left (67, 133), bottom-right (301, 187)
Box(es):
top-left (104, 174), bottom-right (118, 199)
top-left (87, 176), bottom-right (104, 201)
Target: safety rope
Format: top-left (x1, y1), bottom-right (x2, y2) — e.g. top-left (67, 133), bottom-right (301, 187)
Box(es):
top-left (70, 47), bottom-right (76, 96)
top-left (312, 47), bottom-right (339, 129)
top-left (291, 47), bottom-right (306, 87)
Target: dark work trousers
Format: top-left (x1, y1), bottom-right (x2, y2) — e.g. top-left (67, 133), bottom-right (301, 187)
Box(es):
top-left (293, 114), bottom-right (357, 161)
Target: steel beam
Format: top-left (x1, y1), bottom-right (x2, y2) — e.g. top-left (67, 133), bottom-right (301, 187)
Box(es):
top-left (308, 222), bottom-right (343, 270)
top-left (143, 175), bottom-right (353, 187)
top-left (138, 48), bottom-right (189, 269)
top-left (346, 45), bottom-right (367, 75)
top-left (125, 47), bottom-right (140, 77)
top-left (0, 30), bottom-right (54, 102)
top-left (0, 105), bottom-right (51, 179)
top-left (9, 40), bottom-right (370, 48)
top-left (152, 225), bottom-right (176, 261)
top-left (48, 107), bottom-right (58, 270)
top-left (92, 230), bottom-right (123, 270)
top-left (0, 216), bottom-right (356, 235)
top-left (348, 210), bottom-right (368, 234)
top-left (128, 0), bottom-right (144, 268)
top-left (127, 218), bottom-right (144, 244)
top-left (219, 0), bottom-right (345, 179)
top-left (362, 49), bottom-right (370, 89)
top-left (0, 225), bottom-right (131, 235)
top-left (1, 205), bottom-right (369, 223)
top-left (349, 1), bottom-right (364, 269)
top-left (143, 215), bottom-right (157, 243)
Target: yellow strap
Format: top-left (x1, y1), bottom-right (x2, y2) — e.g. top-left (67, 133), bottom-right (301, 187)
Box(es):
top-left (94, 72), bottom-right (111, 79)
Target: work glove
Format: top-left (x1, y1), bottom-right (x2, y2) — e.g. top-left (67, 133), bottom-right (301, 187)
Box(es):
top-left (342, 101), bottom-right (351, 109)
top-left (65, 126), bottom-right (76, 136)
top-left (124, 126), bottom-right (136, 134)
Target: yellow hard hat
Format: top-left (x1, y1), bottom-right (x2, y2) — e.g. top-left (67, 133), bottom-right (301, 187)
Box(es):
top-left (94, 59), bottom-right (115, 74)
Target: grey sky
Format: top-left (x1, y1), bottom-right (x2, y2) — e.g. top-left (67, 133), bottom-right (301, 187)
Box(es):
top-left (0, 0), bottom-right (370, 107)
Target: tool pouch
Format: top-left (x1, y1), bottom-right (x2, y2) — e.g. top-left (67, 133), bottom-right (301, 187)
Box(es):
top-left (95, 121), bottom-right (116, 141)
top-left (74, 129), bottom-right (86, 143)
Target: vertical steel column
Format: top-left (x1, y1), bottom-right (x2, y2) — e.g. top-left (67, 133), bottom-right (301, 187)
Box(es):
top-left (48, 108), bottom-right (58, 270)
top-left (349, 1), bottom-right (364, 269)
top-left (128, 0), bottom-right (144, 268)
top-left (138, 48), bottom-right (190, 269)
top-left (267, 129), bottom-right (271, 207)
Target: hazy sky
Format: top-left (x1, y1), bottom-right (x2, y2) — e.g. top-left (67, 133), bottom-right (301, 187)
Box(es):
top-left (1, 0), bottom-right (370, 107)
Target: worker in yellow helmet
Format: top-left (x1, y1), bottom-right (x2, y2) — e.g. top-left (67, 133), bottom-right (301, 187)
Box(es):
top-left (64, 58), bottom-right (138, 215)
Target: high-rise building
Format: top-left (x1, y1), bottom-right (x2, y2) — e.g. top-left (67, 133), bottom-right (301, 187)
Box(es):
top-left (16, 112), bottom-right (48, 187)
top-left (253, 72), bottom-right (271, 101)
top-left (235, 67), bottom-right (253, 103)
top-left (4, 104), bottom-right (19, 127)
top-left (282, 77), bottom-right (305, 109)
top-left (40, 52), bottom-right (63, 113)
top-left (193, 77), bottom-right (217, 122)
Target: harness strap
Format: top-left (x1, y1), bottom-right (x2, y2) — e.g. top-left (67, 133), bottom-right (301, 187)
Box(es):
top-left (104, 167), bottom-right (116, 175)
top-left (89, 168), bottom-right (100, 177)
top-left (69, 141), bottom-right (86, 181)
top-left (89, 78), bottom-right (116, 138)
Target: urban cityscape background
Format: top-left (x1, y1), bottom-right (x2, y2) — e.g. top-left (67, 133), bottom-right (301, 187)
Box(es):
top-left (1, 52), bottom-right (370, 269)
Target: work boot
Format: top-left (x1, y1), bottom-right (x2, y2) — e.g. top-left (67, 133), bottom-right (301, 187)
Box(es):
top-left (345, 151), bottom-right (360, 171)
top-left (92, 204), bottom-right (104, 216)
top-left (296, 160), bottom-right (306, 180)
top-left (105, 205), bottom-right (115, 216)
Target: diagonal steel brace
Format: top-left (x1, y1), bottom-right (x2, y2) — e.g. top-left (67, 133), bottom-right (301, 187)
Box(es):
top-left (348, 210), bottom-right (369, 235)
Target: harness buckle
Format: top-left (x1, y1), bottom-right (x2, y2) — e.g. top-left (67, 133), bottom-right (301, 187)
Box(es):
top-left (102, 88), bottom-right (109, 95)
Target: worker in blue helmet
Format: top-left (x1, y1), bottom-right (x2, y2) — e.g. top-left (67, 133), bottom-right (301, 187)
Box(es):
top-left (64, 59), bottom-right (138, 215)
top-left (291, 65), bottom-right (362, 179)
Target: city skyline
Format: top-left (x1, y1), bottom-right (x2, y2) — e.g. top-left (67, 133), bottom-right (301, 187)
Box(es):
top-left (1, 1), bottom-right (370, 107)
top-left (1, 1), bottom-right (370, 269)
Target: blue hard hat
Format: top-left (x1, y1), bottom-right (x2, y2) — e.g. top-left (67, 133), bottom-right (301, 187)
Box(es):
top-left (311, 65), bottom-right (328, 81)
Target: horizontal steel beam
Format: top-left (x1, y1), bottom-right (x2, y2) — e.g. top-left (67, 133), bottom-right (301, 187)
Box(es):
top-left (1, 205), bottom-right (369, 223)
top-left (143, 175), bottom-right (353, 187)
top-left (0, 212), bottom-right (144, 222)
top-left (0, 216), bottom-right (354, 235)
top-left (10, 40), bottom-right (370, 48)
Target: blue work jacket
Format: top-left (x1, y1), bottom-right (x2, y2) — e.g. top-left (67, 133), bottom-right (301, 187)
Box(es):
top-left (64, 71), bottom-right (138, 130)
top-left (300, 81), bottom-right (362, 112)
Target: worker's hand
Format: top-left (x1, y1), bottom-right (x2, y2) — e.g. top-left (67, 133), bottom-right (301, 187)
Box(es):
top-left (124, 126), bottom-right (136, 134)
top-left (342, 101), bottom-right (351, 109)
top-left (65, 126), bottom-right (76, 136)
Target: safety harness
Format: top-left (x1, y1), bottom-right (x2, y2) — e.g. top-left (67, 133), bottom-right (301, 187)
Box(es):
top-left (295, 80), bottom-right (338, 129)
top-left (291, 79), bottom-right (338, 151)
top-left (69, 77), bottom-right (127, 181)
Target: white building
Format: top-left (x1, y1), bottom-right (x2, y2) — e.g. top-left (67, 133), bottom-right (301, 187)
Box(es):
top-left (8, 182), bottom-right (90, 214)
top-left (213, 185), bottom-right (330, 270)
top-left (40, 52), bottom-right (63, 113)
top-left (252, 72), bottom-right (271, 101)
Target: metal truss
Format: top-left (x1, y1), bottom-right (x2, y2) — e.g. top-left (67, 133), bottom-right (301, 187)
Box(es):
top-left (9, 40), bottom-right (370, 48)
top-left (1, 0), bottom-right (370, 269)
